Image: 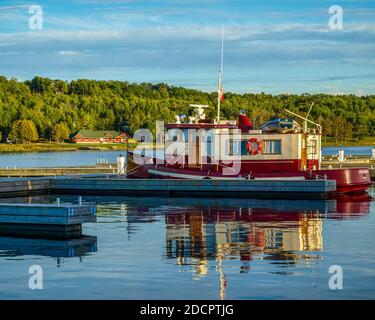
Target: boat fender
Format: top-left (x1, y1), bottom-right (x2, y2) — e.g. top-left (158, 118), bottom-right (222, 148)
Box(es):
top-left (246, 138), bottom-right (262, 155)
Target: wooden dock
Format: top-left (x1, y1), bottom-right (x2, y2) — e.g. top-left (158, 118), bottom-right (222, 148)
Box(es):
top-left (0, 202), bottom-right (96, 239)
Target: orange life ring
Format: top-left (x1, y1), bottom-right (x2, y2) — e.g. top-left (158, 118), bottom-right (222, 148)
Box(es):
top-left (246, 138), bottom-right (262, 155)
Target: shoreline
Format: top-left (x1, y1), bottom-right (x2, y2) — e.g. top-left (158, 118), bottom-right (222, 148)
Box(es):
top-left (0, 143), bottom-right (167, 154)
top-left (0, 140), bottom-right (373, 154)
top-left (0, 143), bottom-right (138, 154)
top-left (322, 137), bottom-right (375, 147)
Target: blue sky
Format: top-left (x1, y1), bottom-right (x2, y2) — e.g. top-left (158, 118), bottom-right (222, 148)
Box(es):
top-left (0, 0), bottom-right (374, 94)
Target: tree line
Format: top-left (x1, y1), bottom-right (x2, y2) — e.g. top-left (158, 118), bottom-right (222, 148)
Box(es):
top-left (0, 76), bottom-right (374, 143)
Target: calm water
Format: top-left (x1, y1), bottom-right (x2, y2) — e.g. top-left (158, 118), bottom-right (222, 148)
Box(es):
top-left (323, 146), bottom-right (373, 156)
top-left (0, 188), bottom-right (374, 300)
top-left (0, 150), bottom-right (123, 168)
top-left (0, 148), bottom-right (374, 299)
top-left (0, 146), bottom-right (373, 168)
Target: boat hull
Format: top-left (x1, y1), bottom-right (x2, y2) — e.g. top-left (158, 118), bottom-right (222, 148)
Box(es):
top-left (127, 153), bottom-right (372, 194)
top-left (307, 168), bottom-right (372, 194)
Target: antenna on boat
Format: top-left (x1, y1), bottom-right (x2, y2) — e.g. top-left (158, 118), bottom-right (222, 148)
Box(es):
top-left (299, 93), bottom-right (316, 132)
top-left (306, 101), bottom-right (315, 119)
top-left (217, 26), bottom-right (224, 123)
top-left (285, 109), bottom-right (322, 134)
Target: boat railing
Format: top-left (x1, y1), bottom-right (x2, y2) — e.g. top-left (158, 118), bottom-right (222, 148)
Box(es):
top-left (165, 153), bottom-right (185, 168)
top-left (285, 109), bottom-right (322, 134)
top-left (126, 164), bottom-right (144, 176)
top-left (306, 170), bottom-right (327, 180)
top-left (203, 151), bottom-right (241, 175)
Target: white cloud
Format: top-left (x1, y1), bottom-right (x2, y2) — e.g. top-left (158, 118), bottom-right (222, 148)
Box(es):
top-left (58, 50), bottom-right (82, 56)
top-left (0, 14), bottom-right (374, 93)
top-left (0, 5), bottom-right (29, 11)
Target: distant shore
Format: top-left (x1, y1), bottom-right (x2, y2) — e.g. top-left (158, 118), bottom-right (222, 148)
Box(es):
top-left (0, 142), bottom-right (165, 154)
top-left (0, 142), bottom-right (137, 154)
top-left (0, 138), bottom-right (374, 154)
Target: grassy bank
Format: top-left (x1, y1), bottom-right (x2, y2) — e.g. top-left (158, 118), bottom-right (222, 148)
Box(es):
top-left (0, 137), bottom-right (373, 154)
top-left (0, 142), bottom-right (137, 154)
top-left (322, 136), bottom-right (375, 147)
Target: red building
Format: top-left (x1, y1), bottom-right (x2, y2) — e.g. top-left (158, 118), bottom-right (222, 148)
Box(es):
top-left (70, 130), bottom-right (128, 143)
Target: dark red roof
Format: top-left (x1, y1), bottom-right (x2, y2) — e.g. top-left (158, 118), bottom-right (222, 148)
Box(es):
top-left (165, 123), bottom-right (237, 129)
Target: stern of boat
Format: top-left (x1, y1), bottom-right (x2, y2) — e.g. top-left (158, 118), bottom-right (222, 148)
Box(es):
top-left (313, 168), bottom-right (372, 194)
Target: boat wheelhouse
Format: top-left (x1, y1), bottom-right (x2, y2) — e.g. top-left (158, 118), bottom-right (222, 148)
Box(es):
top-left (163, 105), bottom-right (321, 174)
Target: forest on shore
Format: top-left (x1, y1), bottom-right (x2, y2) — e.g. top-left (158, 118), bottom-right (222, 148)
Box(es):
top-left (0, 76), bottom-right (374, 144)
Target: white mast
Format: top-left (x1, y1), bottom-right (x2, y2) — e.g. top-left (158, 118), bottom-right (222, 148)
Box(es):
top-left (217, 26), bottom-right (224, 123)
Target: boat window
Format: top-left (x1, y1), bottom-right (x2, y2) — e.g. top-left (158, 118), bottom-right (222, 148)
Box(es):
top-left (262, 140), bottom-right (282, 154)
top-left (182, 129), bottom-right (189, 142)
top-left (228, 140), bottom-right (241, 155)
top-left (166, 129), bottom-right (186, 142)
top-left (241, 141), bottom-right (247, 155)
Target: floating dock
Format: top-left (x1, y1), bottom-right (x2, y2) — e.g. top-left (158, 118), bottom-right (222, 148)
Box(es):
top-left (0, 202), bottom-right (96, 239)
top-left (0, 176), bottom-right (338, 200)
top-left (0, 178), bottom-right (49, 197)
top-left (51, 177), bottom-right (336, 199)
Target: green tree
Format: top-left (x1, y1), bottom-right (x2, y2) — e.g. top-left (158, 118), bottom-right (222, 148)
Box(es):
top-left (52, 122), bottom-right (70, 143)
top-left (9, 120), bottom-right (39, 144)
top-left (0, 76), bottom-right (374, 141)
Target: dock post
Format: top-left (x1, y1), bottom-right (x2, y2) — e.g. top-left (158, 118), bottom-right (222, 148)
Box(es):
top-left (338, 149), bottom-right (345, 162)
top-left (372, 148), bottom-right (375, 160)
top-left (117, 154), bottom-right (127, 175)
top-left (338, 149), bottom-right (345, 168)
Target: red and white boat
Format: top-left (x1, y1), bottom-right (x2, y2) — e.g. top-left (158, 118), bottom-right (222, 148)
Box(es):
top-left (128, 34), bottom-right (372, 194)
top-left (128, 105), bottom-right (371, 194)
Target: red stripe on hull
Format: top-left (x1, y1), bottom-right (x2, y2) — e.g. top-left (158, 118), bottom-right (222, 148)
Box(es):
top-left (163, 159), bottom-right (312, 173)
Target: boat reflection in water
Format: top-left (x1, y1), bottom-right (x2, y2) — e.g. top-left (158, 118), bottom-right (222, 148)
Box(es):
top-left (164, 193), bottom-right (372, 299)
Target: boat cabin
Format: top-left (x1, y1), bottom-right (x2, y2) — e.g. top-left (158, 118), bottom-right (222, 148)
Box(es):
top-left (163, 104), bottom-right (322, 174)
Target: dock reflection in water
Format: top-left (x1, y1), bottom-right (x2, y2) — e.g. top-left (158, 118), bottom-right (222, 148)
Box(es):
top-left (0, 191), bottom-right (372, 299)
top-left (0, 235), bottom-right (97, 266)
